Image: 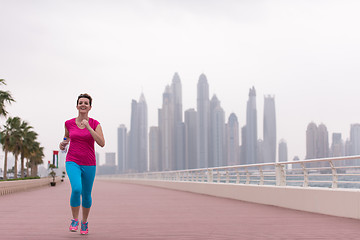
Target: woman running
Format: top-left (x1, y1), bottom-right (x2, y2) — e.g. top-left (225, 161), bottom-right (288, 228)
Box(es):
top-left (59, 93), bottom-right (105, 235)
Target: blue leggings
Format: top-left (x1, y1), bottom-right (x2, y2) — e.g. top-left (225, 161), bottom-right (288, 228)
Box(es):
top-left (66, 161), bottom-right (96, 208)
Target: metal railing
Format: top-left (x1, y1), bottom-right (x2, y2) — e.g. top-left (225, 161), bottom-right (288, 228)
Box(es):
top-left (108, 156), bottom-right (360, 189)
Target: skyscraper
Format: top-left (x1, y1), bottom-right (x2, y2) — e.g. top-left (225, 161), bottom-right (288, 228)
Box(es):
top-left (331, 133), bottom-right (344, 166)
top-left (185, 109), bottom-right (197, 169)
top-left (278, 139), bottom-right (288, 162)
top-left (317, 123), bottom-right (329, 159)
top-left (240, 126), bottom-right (246, 165)
top-left (245, 86), bottom-right (257, 164)
top-left (317, 123), bottom-right (329, 168)
top-left (159, 85), bottom-right (174, 171)
top-left (105, 152), bottom-right (116, 166)
top-left (350, 124), bottom-right (360, 165)
top-left (210, 95), bottom-right (225, 167)
top-left (306, 122), bottom-right (329, 167)
top-left (306, 122), bottom-right (317, 160)
top-left (172, 73), bottom-right (185, 170)
top-left (350, 124), bottom-right (360, 155)
top-left (149, 126), bottom-right (160, 172)
top-left (257, 139), bottom-right (264, 163)
top-left (197, 74), bottom-right (210, 168)
top-left (345, 138), bottom-right (351, 156)
top-left (128, 99), bottom-right (139, 172)
top-left (117, 124), bottom-right (127, 173)
top-left (128, 93), bottom-right (148, 172)
top-left (263, 95), bottom-right (276, 163)
top-left (138, 94), bottom-right (148, 172)
top-left (331, 133), bottom-right (344, 157)
top-left (227, 113), bottom-right (240, 166)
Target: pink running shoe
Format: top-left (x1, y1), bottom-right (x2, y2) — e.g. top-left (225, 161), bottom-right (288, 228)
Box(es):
top-left (80, 221), bottom-right (89, 235)
top-left (69, 219), bottom-right (79, 232)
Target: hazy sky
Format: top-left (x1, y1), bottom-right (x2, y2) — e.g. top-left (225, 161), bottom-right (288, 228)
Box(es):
top-left (1, 0), bottom-right (360, 168)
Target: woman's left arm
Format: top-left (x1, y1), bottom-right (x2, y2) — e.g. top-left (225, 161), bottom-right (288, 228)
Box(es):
top-left (83, 120), bottom-right (105, 147)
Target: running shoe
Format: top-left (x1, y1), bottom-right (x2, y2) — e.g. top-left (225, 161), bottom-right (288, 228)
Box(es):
top-left (80, 221), bottom-right (89, 235)
top-left (69, 219), bottom-right (79, 232)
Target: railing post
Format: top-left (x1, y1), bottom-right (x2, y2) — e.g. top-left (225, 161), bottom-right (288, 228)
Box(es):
top-left (329, 161), bottom-right (338, 188)
top-left (259, 166), bottom-right (264, 185)
top-left (245, 167), bottom-right (250, 184)
top-left (207, 169), bottom-right (213, 183)
top-left (301, 163), bottom-right (308, 187)
top-left (276, 164), bottom-right (286, 186)
top-left (226, 170), bottom-right (229, 183)
top-left (236, 169), bottom-right (240, 184)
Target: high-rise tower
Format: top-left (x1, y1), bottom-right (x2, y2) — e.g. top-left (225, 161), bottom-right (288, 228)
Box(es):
top-left (210, 95), bottom-right (225, 167)
top-left (149, 126), bottom-right (160, 171)
top-left (197, 74), bottom-right (210, 168)
top-left (350, 124), bottom-right (360, 155)
top-left (172, 73), bottom-right (185, 170)
top-left (278, 139), bottom-right (288, 162)
top-left (117, 124), bottom-right (127, 173)
top-left (317, 123), bottom-right (329, 159)
top-left (227, 113), bottom-right (240, 166)
top-left (331, 133), bottom-right (344, 166)
top-left (245, 86), bottom-right (257, 164)
top-left (306, 122), bottom-right (329, 167)
top-left (263, 95), bottom-right (276, 163)
top-left (128, 99), bottom-right (139, 172)
top-left (306, 122), bottom-right (318, 160)
top-left (128, 94), bottom-right (148, 172)
top-left (138, 93), bottom-right (148, 172)
top-left (172, 72), bottom-right (183, 123)
top-left (331, 133), bottom-right (344, 157)
top-left (159, 85), bottom-right (174, 171)
top-left (185, 109), bottom-right (197, 169)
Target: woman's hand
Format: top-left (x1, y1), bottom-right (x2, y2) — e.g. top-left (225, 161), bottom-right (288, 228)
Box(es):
top-left (59, 138), bottom-right (70, 150)
top-left (81, 119), bottom-right (91, 130)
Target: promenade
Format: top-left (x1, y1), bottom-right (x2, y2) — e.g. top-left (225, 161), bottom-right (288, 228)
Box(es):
top-left (0, 179), bottom-right (359, 240)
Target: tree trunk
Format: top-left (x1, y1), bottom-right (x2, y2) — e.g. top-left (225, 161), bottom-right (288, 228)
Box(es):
top-left (31, 162), bottom-right (38, 177)
top-left (26, 159), bottom-right (30, 177)
top-left (20, 155), bottom-right (25, 178)
top-left (3, 150), bottom-right (8, 180)
top-left (14, 154), bottom-right (18, 179)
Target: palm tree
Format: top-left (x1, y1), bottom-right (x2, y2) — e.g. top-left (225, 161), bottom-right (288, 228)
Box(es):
top-left (0, 126), bottom-right (11, 179)
top-left (25, 138), bottom-right (38, 177)
top-left (29, 142), bottom-right (44, 177)
top-left (0, 79), bottom-right (15, 179)
top-left (10, 120), bottom-right (23, 179)
top-left (19, 121), bottom-right (37, 178)
top-left (0, 117), bottom-right (20, 179)
top-left (0, 79), bottom-right (15, 117)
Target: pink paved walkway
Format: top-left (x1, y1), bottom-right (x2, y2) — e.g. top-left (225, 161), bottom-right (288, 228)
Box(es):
top-left (0, 178), bottom-right (360, 239)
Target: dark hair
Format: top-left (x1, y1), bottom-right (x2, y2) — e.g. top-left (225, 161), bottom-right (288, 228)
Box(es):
top-left (77, 93), bottom-right (92, 106)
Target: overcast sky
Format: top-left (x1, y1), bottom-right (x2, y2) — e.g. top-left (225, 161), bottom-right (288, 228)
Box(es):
top-left (1, 0), bottom-right (360, 168)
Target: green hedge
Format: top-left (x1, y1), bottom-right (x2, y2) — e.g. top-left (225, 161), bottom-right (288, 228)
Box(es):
top-left (0, 176), bottom-right (40, 182)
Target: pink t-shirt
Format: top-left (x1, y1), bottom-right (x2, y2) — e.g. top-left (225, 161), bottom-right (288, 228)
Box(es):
top-left (65, 118), bottom-right (100, 166)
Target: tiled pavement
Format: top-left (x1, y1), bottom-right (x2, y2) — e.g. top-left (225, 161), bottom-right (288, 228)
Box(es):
top-left (0, 178), bottom-right (359, 239)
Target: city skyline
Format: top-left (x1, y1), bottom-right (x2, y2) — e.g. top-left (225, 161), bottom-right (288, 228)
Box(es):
top-left (1, 1), bottom-right (360, 168)
top-left (116, 72), bottom-right (360, 173)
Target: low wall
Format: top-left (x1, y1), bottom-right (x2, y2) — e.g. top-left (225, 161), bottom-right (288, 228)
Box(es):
top-left (0, 177), bottom-right (61, 196)
top-left (101, 178), bottom-right (360, 220)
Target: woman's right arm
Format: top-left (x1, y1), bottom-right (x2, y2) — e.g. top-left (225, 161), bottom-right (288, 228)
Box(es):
top-left (59, 126), bottom-right (70, 150)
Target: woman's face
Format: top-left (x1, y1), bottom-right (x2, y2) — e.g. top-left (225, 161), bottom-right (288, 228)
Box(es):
top-left (77, 97), bottom-right (92, 113)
